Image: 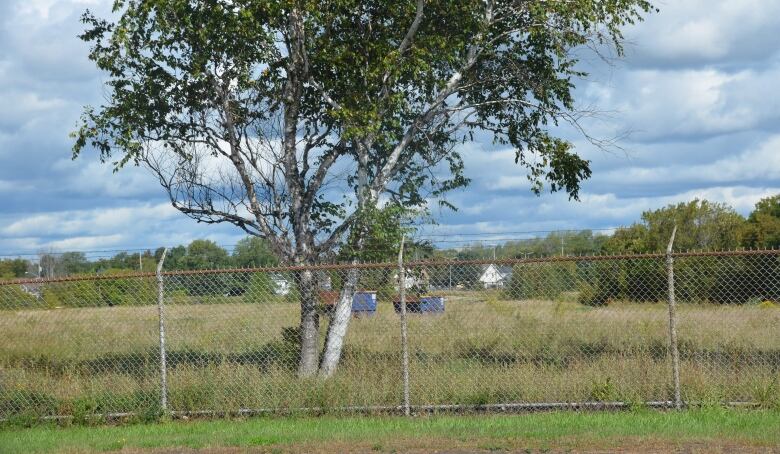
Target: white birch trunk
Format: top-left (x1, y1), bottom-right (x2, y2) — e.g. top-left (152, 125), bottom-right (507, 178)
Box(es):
top-left (297, 269), bottom-right (320, 377)
top-left (318, 267), bottom-right (360, 377)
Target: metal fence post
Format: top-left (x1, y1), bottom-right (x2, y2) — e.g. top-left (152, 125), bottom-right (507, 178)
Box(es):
top-left (397, 237), bottom-right (411, 416)
top-left (156, 248), bottom-right (169, 413)
top-left (665, 227), bottom-right (682, 410)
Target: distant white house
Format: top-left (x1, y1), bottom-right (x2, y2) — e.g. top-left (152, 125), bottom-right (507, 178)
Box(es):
top-left (20, 283), bottom-right (42, 299)
top-left (271, 274), bottom-right (291, 295)
top-left (266, 271), bottom-right (327, 296)
top-left (479, 264), bottom-right (513, 289)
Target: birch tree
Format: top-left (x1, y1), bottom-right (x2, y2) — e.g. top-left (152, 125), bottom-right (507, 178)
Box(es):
top-left (73, 0), bottom-right (655, 377)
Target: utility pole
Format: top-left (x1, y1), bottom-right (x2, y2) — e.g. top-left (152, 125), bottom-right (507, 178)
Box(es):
top-left (156, 248), bottom-right (169, 413)
top-left (397, 237), bottom-right (411, 416)
top-left (666, 226), bottom-right (682, 410)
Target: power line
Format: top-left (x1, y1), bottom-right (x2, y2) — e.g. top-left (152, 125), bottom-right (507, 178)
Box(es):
top-left (0, 247), bottom-right (160, 258)
top-left (0, 244), bottom-right (242, 258)
top-left (413, 227), bottom-right (619, 238)
top-left (0, 227), bottom-right (623, 258)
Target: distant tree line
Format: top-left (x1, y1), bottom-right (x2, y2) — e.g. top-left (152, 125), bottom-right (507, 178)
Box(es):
top-left (2, 195), bottom-right (779, 307)
top-left (492, 195), bottom-right (780, 305)
top-left (0, 237), bottom-right (283, 309)
top-left (0, 237), bottom-right (278, 280)
top-left (3, 194), bottom-right (776, 280)
top-left (578, 195), bottom-right (780, 305)
top-left (0, 259), bottom-right (28, 279)
top-left (431, 194), bottom-right (780, 261)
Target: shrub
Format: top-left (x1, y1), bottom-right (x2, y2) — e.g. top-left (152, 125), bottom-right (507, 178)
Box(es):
top-left (577, 281), bottom-right (609, 306)
top-left (357, 269), bottom-right (395, 300)
top-left (505, 262), bottom-right (578, 300)
top-left (0, 285), bottom-right (40, 310)
top-left (39, 273), bottom-right (156, 308)
top-left (574, 254), bottom-right (780, 306)
top-left (622, 259), bottom-right (665, 302)
top-left (243, 272), bottom-right (276, 303)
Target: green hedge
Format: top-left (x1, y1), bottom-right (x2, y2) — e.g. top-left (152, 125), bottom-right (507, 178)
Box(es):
top-left (498, 255), bottom-right (780, 306)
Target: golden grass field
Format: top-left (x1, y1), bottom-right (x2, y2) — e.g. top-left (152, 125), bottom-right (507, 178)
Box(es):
top-left (1, 289), bottom-right (779, 419)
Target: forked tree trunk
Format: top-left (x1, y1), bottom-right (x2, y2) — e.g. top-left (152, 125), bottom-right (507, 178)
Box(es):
top-left (297, 269), bottom-right (320, 377)
top-left (318, 267), bottom-right (360, 377)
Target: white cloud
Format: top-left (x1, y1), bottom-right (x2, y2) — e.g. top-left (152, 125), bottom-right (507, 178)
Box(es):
top-left (573, 186), bottom-right (776, 221)
top-left (1, 203), bottom-right (179, 237)
top-left (598, 135), bottom-right (780, 186)
top-left (625, 0), bottom-right (780, 66)
top-left (435, 185), bottom-right (780, 239)
top-left (46, 234), bottom-right (125, 251)
top-left (50, 158), bottom-right (161, 198)
top-left (1, 0), bottom-right (780, 253)
top-left (587, 65), bottom-right (780, 141)
top-left (489, 176), bottom-right (531, 191)
top-left (0, 202), bottom-right (249, 254)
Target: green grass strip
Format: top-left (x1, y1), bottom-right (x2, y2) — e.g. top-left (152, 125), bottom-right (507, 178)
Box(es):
top-left (2, 408), bottom-right (780, 453)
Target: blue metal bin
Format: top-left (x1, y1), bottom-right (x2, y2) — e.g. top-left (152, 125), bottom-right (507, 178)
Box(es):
top-left (352, 291), bottom-right (377, 314)
top-left (419, 296), bottom-right (445, 312)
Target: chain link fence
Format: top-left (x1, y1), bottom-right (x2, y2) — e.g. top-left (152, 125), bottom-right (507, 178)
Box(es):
top-left (1, 249), bottom-right (779, 420)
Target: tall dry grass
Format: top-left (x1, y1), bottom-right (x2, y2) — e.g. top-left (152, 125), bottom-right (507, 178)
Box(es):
top-left (1, 290), bottom-right (778, 418)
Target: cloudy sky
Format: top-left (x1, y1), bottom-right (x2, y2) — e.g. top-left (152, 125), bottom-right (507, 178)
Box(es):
top-left (1, 0), bottom-right (779, 255)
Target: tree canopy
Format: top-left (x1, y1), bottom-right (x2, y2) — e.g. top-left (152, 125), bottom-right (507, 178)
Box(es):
top-left (73, 0), bottom-right (656, 264)
top-left (741, 195), bottom-right (780, 249)
top-left (0, 259), bottom-right (28, 279)
top-left (602, 200), bottom-right (745, 253)
top-left (233, 236), bottom-right (279, 268)
top-left (73, 0), bottom-right (656, 377)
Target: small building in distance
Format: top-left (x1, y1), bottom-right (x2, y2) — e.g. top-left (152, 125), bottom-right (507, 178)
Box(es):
top-left (478, 264), bottom-right (513, 289)
top-left (271, 274), bottom-right (291, 295)
top-left (268, 270), bottom-right (331, 296)
top-left (19, 283), bottom-right (42, 299)
top-left (393, 268), bottom-right (430, 293)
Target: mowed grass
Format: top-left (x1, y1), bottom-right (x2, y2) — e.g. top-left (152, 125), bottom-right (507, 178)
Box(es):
top-left (1, 289), bottom-right (779, 418)
top-left (1, 408), bottom-right (780, 453)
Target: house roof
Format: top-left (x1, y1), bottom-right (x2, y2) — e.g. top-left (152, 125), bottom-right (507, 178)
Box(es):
top-left (496, 266), bottom-right (513, 277)
top-left (480, 264), bottom-right (513, 278)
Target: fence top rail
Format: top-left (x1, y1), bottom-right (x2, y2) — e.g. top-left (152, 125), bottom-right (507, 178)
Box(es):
top-left (1, 247), bottom-right (778, 286)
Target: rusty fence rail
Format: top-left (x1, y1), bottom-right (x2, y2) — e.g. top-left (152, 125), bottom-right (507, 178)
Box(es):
top-left (1, 249), bottom-right (779, 420)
